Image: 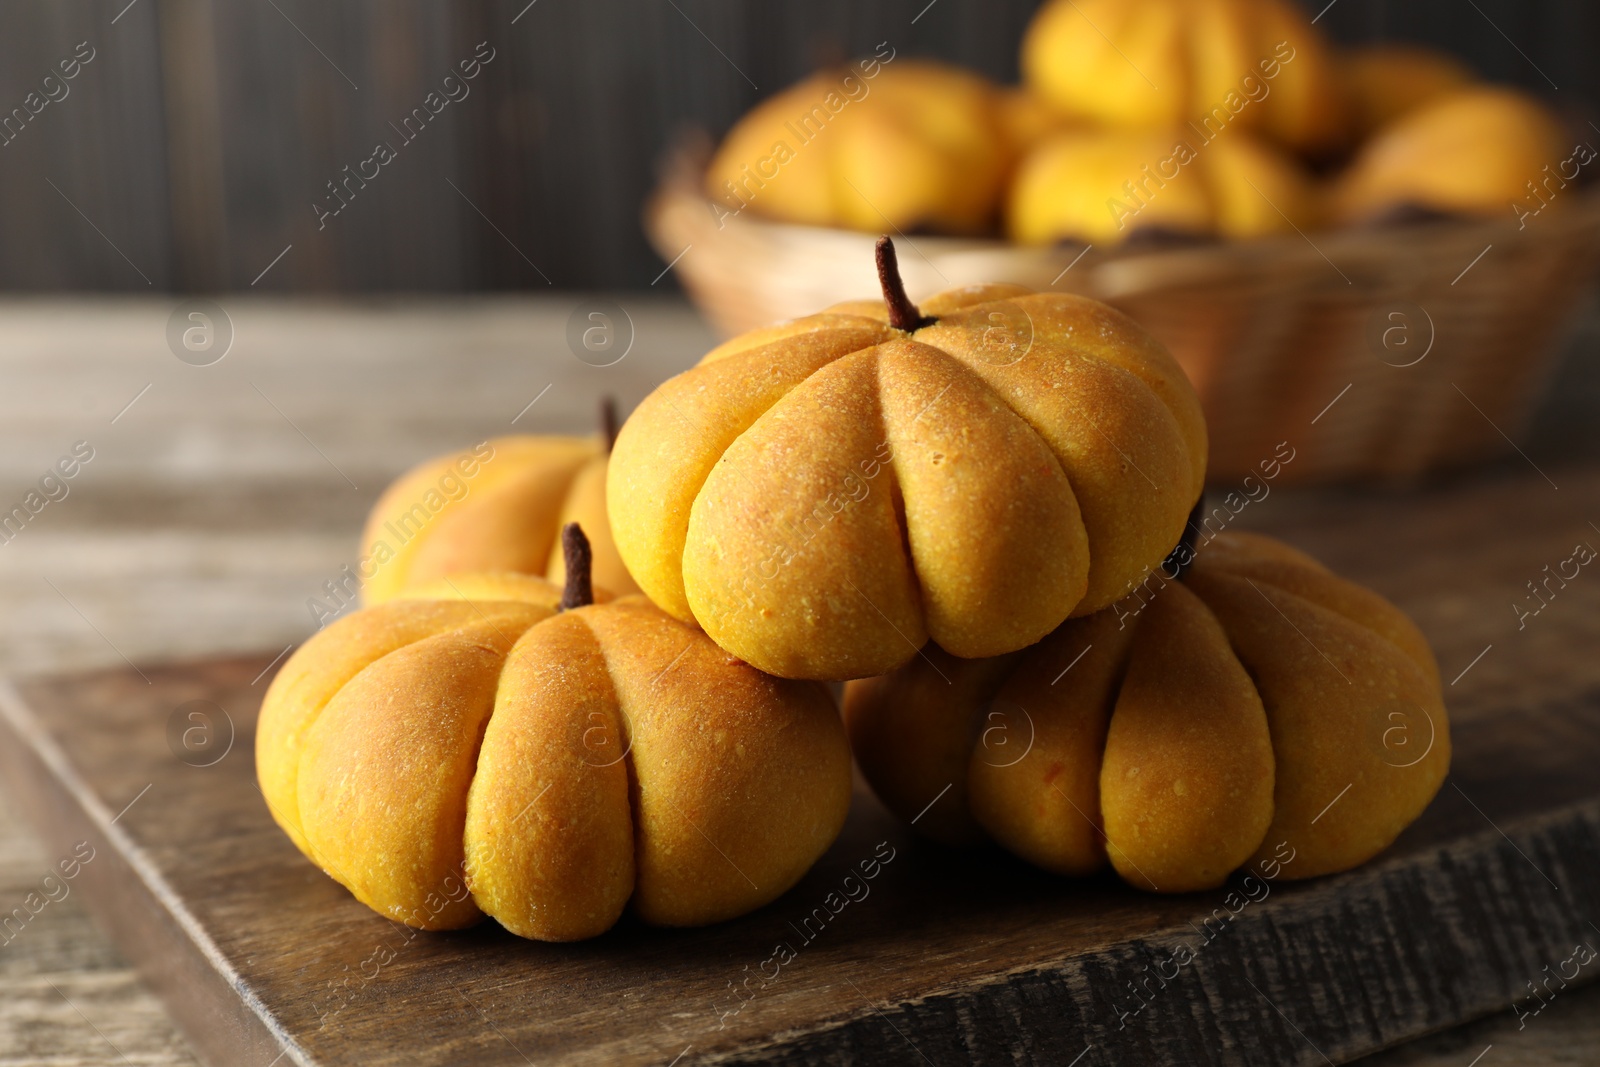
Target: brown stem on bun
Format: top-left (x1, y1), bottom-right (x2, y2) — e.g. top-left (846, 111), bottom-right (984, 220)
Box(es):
top-left (875, 235), bottom-right (936, 332)
top-left (559, 523), bottom-right (594, 610)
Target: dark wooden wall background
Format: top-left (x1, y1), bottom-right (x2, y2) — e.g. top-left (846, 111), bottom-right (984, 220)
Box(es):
top-left (0, 0), bottom-right (1594, 292)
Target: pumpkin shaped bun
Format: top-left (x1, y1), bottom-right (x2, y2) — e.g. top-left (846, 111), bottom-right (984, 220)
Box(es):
top-left (1330, 86), bottom-right (1569, 226)
top-left (608, 238), bottom-right (1207, 681)
top-left (705, 59), bottom-right (1011, 235)
top-left (258, 525), bottom-right (851, 942)
top-left (845, 524), bottom-right (1450, 892)
top-left (1021, 0), bottom-right (1348, 155)
top-left (359, 403), bottom-right (639, 605)
top-left (1341, 43), bottom-right (1476, 140)
top-left (1008, 127), bottom-right (1321, 246)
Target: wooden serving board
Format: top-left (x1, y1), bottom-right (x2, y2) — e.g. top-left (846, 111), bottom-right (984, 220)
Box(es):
top-left (3, 466), bottom-right (1599, 1067)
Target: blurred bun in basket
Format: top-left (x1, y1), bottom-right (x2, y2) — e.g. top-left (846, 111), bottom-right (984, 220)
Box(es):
top-left (1020, 0), bottom-right (1349, 155)
top-left (650, 5), bottom-right (1600, 487)
top-left (1330, 86), bottom-right (1575, 225)
top-left (1340, 43), bottom-right (1476, 138)
top-left (994, 85), bottom-right (1082, 159)
top-left (1007, 128), bottom-right (1321, 246)
top-left (704, 57), bottom-right (1012, 236)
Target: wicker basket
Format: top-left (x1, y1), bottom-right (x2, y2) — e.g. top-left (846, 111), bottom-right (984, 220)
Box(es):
top-left (647, 170), bottom-right (1600, 485)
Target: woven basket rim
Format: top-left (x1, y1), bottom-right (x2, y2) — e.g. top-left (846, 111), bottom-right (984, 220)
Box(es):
top-left (647, 166), bottom-right (1600, 295)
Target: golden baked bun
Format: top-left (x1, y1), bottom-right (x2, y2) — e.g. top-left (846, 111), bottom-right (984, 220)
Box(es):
top-left (1021, 0), bottom-right (1348, 155)
top-left (845, 529), bottom-right (1449, 891)
top-left (608, 238), bottom-right (1207, 681)
top-left (359, 404), bottom-right (638, 605)
top-left (705, 59), bottom-right (1011, 234)
top-left (1330, 86), bottom-right (1569, 225)
top-left (1007, 127), bottom-right (1322, 246)
top-left (258, 526), bottom-right (851, 941)
top-left (994, 86), bottom-right (1080, 159)
top-left (1341, 43), bottom-right (1476, 139)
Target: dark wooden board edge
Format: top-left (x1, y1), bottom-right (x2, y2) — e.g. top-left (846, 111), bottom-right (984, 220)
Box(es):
top-left (705, 803), bottom-right (1600, 1067)
top-left (0, 678), bottom-right (308, 1067)
top-left (4, 661), bottom-right (1599, 1067)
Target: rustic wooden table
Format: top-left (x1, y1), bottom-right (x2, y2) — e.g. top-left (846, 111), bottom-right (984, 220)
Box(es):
top-left (0, 297), bottom-right (1596, 1066)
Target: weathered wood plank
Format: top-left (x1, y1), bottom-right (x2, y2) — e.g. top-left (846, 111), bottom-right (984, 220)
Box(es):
top-left (3, 464), bottom-right (1599, 1066)
top-left (1361, 974), bottom-right (1600, 1066)
top-left (0, 297), bottom-right (721, 1067)
top-left (1, 297), bottom-right (1596, 1064)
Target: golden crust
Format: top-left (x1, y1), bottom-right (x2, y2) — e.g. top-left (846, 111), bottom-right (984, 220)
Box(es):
top-left (257, 577), bottom-right (852, 940)
top-left (257, 599), bottom-right (549, 858)
top-left (1330, 87), bottom-right (1568, 224)
top-left (844, 532), bottom-right (1450, 890)
top-left (1100, 582), bottom-right (1274, 891)
top-left (845, 644), bottom-right (1023, 848)
top-left (1006, 128), bottom-right (1322, 246)
top-left (360, 436), bottom-right (639, 605)
top-left (1341, 44), bottom-right (1475, 138)
top-left (1021, 0), bottom-right (1349, 155)
top-left (610, 285), bottom-right (1207, 681)
top-left (703, 60), bottom-right (1012, 235)
top-left (1184, 558), bottom-right (1449, 879)
top-left (966, 610), bottom-right (1135, 875)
